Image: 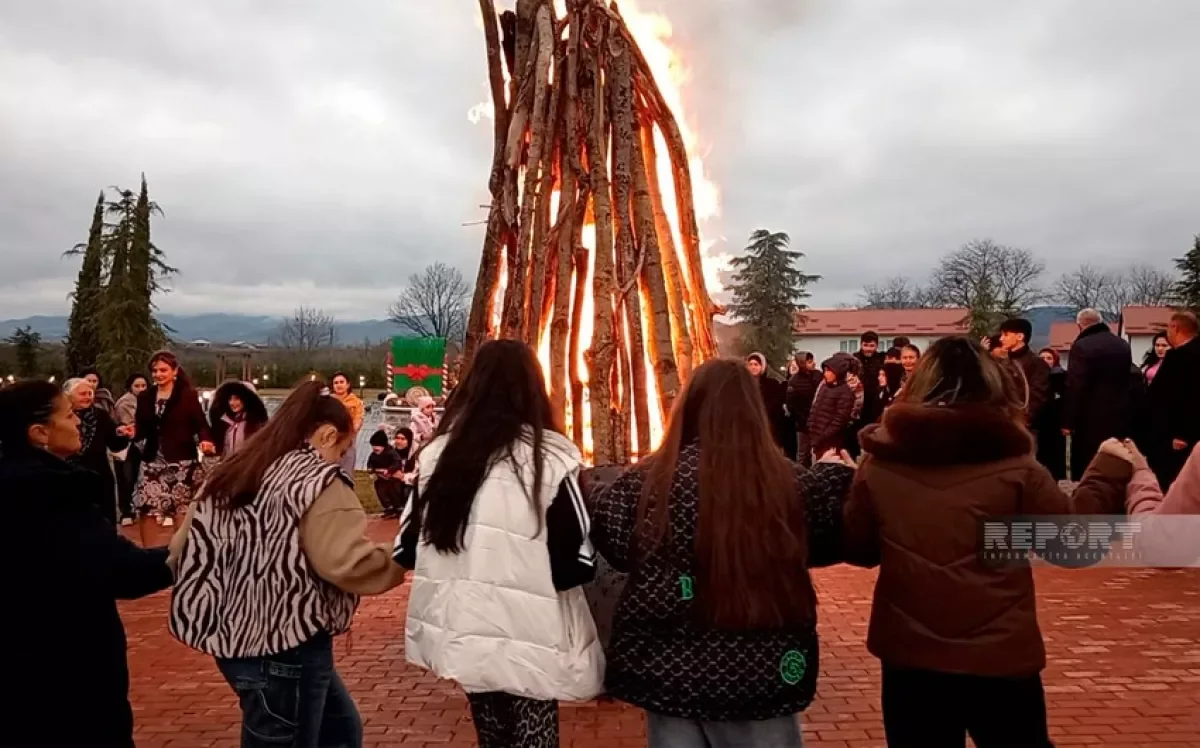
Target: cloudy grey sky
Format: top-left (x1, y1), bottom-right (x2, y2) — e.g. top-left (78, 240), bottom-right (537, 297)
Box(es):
top-left (1, 0), bottom-right (1197, 320)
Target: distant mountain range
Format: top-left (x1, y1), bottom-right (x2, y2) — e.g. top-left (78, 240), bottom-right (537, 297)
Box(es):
top-left (0, 313), bottom-right (401, 345)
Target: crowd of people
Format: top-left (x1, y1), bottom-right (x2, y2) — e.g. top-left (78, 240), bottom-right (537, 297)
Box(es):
top-left (1, 317), bottom-right (1198, 747)
top-left (752, 309), bottom-right (1200, 495)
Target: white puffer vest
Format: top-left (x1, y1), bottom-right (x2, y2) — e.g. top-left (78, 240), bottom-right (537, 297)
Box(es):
top-left (404, 431), bottom-right (605, 701)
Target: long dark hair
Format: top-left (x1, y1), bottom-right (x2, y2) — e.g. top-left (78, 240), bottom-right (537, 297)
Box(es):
top-left (421, 340), bottom-right (559, 554)
top-left (1142, 332), bottom-right (1169, 369)
top-left (124, 373), bottom-right (148, 393)
top-left (640, 359), bottom-right (816, 630)
top-left (148, 350), bottom-right (195, 394)
top-left (202, 380), bottom-right (351, 509)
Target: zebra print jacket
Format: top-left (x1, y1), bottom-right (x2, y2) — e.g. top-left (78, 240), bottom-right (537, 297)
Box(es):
top-left (170, 447), bottom-right (360, 658)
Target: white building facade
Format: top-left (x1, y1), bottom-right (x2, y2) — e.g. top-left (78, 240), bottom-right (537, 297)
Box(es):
top-left (793, 308), bottom-right (971, 365)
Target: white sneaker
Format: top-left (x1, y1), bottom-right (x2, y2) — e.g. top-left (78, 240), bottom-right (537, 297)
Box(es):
top-left (121, 517), bottom-right (133, 527)
top-left (162, 517), bottom-right (175, 528)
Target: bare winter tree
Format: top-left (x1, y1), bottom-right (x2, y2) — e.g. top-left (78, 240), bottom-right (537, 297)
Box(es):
top-left (1057, 263), bottom-right (1176, 315)
top-left (860, 276), bottom-right (929, 309)
top-left (274, 306), bottom-right (336, 351)
top-left (927, 239), bottom-right (1046, 335)
top-left (1121, 265), bottom-right (1176, 307)
top-left (388, 262), bottom-right (471, 343)
top-left (1055, 264), bottom-right (1115, 312)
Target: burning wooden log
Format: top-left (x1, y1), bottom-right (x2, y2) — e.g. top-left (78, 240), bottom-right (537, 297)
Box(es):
top-left (465, 0), bottom-right (718, 465)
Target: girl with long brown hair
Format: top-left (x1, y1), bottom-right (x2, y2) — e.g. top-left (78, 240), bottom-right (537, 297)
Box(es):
top-left (169, 380), bottom-right (405, 748)
top-left (590, 358), bottom-right (855, 747)
top-left (844, 336), bottom-right (1136, 747)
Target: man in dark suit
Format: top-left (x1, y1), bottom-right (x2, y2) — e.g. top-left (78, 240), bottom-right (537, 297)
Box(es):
top-left (1145, 311), bottom-right (1200, 489)
top-left (1063, 308), bottom-right (1134, 481)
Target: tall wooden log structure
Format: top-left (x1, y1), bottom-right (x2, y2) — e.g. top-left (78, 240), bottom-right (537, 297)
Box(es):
top-left (464, 0), bottom-right (719, 465)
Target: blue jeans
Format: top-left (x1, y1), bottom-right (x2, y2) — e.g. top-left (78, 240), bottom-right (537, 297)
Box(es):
top-left (216, 633), bottom-right (362, 748)
top-left (647, 712), bottom-right (803, 748)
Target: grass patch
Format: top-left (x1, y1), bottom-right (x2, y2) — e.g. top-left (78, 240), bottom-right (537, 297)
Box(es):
top-left (353, 471), bottom-right (382, 514)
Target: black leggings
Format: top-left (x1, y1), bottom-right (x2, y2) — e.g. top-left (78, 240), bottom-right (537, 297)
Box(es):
top-left (881, 664), bottom-right (1053, 748)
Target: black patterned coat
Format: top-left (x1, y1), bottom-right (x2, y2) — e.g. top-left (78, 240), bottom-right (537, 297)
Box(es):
top-left (588, 446), bottom-right (854, 721)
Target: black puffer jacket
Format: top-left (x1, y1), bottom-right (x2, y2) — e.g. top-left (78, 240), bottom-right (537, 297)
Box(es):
top-left (786, 370), bottom-right (823, 434)
top-left (590, 445), bottom-right (854, 721)
top-left (807, 356), bottom-right (856, 454)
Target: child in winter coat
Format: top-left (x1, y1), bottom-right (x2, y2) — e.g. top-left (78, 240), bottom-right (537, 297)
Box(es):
top-left (807, 354), bottom-right (856, 457)
top-left (366, 430), bottom-right (405, 518)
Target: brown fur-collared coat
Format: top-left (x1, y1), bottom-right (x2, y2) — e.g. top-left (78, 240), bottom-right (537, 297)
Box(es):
top-left (844, 402), bottom-right (1132, 677)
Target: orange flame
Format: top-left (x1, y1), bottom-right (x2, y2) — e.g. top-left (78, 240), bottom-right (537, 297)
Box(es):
top-left (479, 0), bottom-right (721, 461)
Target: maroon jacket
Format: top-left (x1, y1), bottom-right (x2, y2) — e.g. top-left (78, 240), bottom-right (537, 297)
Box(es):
top-left (135, 385), bottom-right (211, 463)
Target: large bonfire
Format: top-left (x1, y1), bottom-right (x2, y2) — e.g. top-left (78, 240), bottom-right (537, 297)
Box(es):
top-left (464, 0), bottom-right (721, 465)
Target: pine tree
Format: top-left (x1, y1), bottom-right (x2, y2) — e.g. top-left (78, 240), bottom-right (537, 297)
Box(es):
top-left (65, 192), bottom-right (107, 374)
top-left (127, 174), bottom-right (173, 354)
top-left (5, 327), bottom-right (43, 378)
top-left (1172, 234), bottom-right (1200, 310)
top-left (727, 230), bottom-right (821, 370)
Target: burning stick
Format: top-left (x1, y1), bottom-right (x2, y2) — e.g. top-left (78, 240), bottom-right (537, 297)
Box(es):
top-left (466, 0), bottom-right (719, 464)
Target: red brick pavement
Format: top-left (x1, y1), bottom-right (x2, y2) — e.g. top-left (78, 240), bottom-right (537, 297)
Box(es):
top-left (121, 520), bottom-right (1200, 747)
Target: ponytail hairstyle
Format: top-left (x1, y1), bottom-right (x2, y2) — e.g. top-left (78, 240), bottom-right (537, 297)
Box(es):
top-left (148, 350), bottom-right (195, 394)
top-left (202, 380), bottom-right (352, 509)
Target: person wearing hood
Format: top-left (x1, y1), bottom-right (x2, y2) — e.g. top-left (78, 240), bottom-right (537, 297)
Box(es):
top-left (63, 377), bottom-right (133, 525)
top-left (409, 395), bottom-right (440, 450)
top-left (746, 353), bottom-right (789, 455)
top-left (208, 380), bottom-right (269, 458)
top-left (0, 380), bottom-right (176, 747)
top-left (806, 354), bottom-right (856, 458)
top-left (786, 352), bottom-right (823, 466)
top-left (80, 367), bottom-right (117, 417)
top-left (395, 341), bottom-right (603, 748)
top-left (844, 336), bottom-right (1136, 746)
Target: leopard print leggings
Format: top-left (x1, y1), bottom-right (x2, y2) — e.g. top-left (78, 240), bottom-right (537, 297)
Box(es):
top-left (466, 692), bottom-right (558, 748)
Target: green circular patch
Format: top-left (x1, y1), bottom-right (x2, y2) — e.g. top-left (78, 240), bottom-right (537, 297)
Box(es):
top-left (780, 650), bottom-right (807, 685)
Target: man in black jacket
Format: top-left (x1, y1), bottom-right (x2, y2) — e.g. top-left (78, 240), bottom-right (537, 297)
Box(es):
top-left (1063, 308), bottom-right (1134, 481)
top-left (787, 352), bottom-right (823, 465)
top-left (999, 318), bottom-right (1051, 427)
top-left (1145, 311), bottom-right (1200, 489)
top-left (854, 331), bottom-right (886, 428)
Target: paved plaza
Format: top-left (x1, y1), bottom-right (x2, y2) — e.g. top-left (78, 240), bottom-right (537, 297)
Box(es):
top-left (121, 521), bottom-right (1200, 748)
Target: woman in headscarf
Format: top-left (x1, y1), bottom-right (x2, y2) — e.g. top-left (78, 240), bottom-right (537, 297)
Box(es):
top-left (208, 380), bottom-right (269, 458)
top-left (745, 352), bottom-right (789, 454)
top-left (63, 377), bottom-right (133, 525)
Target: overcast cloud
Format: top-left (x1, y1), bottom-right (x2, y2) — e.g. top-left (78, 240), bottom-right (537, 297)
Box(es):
top-left (1, 0), bottom-right (1197, 320)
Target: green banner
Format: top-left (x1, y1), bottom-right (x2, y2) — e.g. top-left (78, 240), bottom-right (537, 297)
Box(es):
top-left (389, 337), bottom-right (446, 397)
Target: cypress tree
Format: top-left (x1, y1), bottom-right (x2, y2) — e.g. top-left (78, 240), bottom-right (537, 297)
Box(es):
top-left (65, 192), bottom-right (107, 374)
top-left (1173, 234), bottom-right (1200, 310)
top-left (98, 188), bottom-right (139, 383)
top-left (727, 229), bottom-right (821, 369)
top-left (98, 177), bottom-right (172, 383)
